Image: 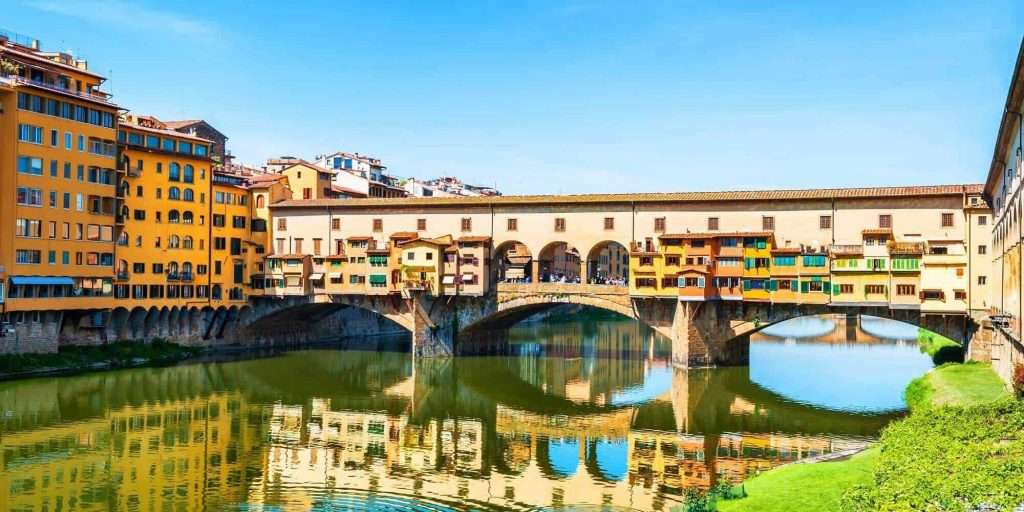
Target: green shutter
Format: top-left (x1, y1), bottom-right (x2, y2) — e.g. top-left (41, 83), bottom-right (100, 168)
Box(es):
top-left (832, 283), bottom-right (840, 295)
top-left (800, 281), bottom-right (809, 293)
top-left (791, 280), bottom-right (798, 291)
top-left (767, 279), bottom-right (776, 291)
top-left (743, 279), bottom-right (752, 291)
top-left (369, 274), bottom-right (387, 285)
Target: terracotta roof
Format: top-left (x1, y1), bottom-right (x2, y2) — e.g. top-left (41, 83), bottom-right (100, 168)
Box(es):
top-left (251, 173), bottom-right (285, 183)
top-left (267, 254), bottom-right (308, 259)
top-left (457, 236), bottom-right (492, 243)
top-left (268, 184), bottom-right (983, 209)
top-left (658, 231), bottom-right (774, 240)
top-left (862, 228), bottom-right (893, 236)
top-left (347, 236), bottom-right (373, 241)
top-left (397, 236), bottom-right (452, 247)
top-left (325, 253), bottom-right (346, 259)
top-left (121, 116), bottom-right (214, 144)
top-left (389, 232), bottom-right (418, 239)
top-left (331, 184), bottom-right (367, 197)
top-left (770, 247), bottom-right (802, 254)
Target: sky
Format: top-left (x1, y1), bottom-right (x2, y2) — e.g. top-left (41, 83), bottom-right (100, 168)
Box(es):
top-left (7, 1), bottom-right (1023, 195)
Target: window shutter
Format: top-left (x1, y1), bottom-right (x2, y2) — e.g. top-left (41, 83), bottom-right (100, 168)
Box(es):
top-left (800, 281), bottom-right (809, 293)
top-left (767, 279), bottom-right (777, 291)
top-left (697, 277), bottom-right (705, 288)
top-left (832, 284), bottom-right (840, 295)
top-left (677, 277), bottom-right (685, 288)
top-left (743, 279), bottom-right (751, 291)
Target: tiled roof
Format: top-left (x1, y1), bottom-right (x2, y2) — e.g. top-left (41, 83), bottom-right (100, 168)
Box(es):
top-left (347, 236), bottom-right (373, 241)
top-left (331, 184), bottom-right (367, 197)
top-left (862, 228), bottom-right (893, 236)
top-left (269, 184), bottom-right (983, 209)
top-left (829, 245), bottom-right (864, 256)
top-left (658, 231), bottom-right (774, 240)
top-left (267, 254), bottom-right (308, 259)
top-left (457, 236), bottom-right (492, 243)
top-left (389, 232), bottom-right (418, 239)
top-left (985, 37), bottom-right (1024, 195)
top-left (888, 242), bottom-right (925, 255)
top-left (121, 116), bottom-right (214, 143)
top-left (770, 247), bottom-right (803, 254)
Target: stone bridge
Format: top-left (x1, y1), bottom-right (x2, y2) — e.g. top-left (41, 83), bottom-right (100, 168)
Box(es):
top-left (230, 282), bottom-right (977, 367)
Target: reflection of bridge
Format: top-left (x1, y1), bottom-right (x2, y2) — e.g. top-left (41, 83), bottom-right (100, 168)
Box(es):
top-left (0, 345), bottom-right (897, 511)
top-left (238, 281), bottom-right (972, 367)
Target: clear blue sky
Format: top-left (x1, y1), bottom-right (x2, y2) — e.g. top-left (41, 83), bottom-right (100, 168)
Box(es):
top-left (9, 1), bottom-right (1023, 194)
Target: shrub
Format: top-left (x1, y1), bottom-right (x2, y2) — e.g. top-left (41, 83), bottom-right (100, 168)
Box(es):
top-left (841, 399), bottom-right (1024, 511)
top-left (1013, 363), bottom-right (1024, 398)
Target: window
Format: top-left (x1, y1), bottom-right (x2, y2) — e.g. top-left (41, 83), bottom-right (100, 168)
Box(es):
top-left (707, 217), bottom-right (719, 231)
top-left (954, 290), bottom-right (967, 301)
top-left (373, 219), bottom-right (383, 232)
top-left (762, 216), bottom-right (775, 231)
top-left (941, 213), bottom-right (954, 228)
top-left (978, 276), bottom-right (987, 285)
top-left (16, 187), bottom-right (42, 206)
top-left (65, 132), bottom-right (72, 150)
top-left (16, 250), bottom-right (41, 264)
top-left (169, 162), bottom-right (181, 181)
top-left (978, 215), bottom-right (987, 226)
top-left (865, 284), bottom-right (886, 295)
top-left (183, 165), bottom-right (194, 183)
top-left (17, 156), bottom-right (43, 175)
top-left (232, 216), bottom-right (246, 228)
top-left (417, 218), bottom-right (427, 231)
top-left (507, 218), bottom-right (518, 231)
top-left (554, 218), bottom-right (566, 232)
top-left (214, 237), bottom-right (226, 250)
top-left (331, 218), bottom-right (341, 230)
top-left (978, 245), bottom-right (987, 255)
top-left (15, 219), bottom-right (42, 238)
top-left (655, 217), bottom-right (666, 233)
top-left (819, 215), bottom-right (831, 229)
top-left (313, 238), bottom-right (322, 255)
top-left (602, 217), bottom-right (615, 230)
top-left (896, 284), bottom-right (915, 296)
top-left (303, 187), bottom-right (312, 200)
top-left (277, 218), bottom-right (287, 231)
top-left (461, 218), bottom-right (472, 232)
top-left (18, 124), bottom-right (43, 144)
top-left (838, 284), bottom-right (854, 294)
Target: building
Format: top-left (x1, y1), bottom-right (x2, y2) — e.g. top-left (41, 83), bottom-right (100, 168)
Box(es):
top-left (115, 114), bottom-right (215, 309)
top-left (314, 151), bottom-right (407, 198)
top-left (0, 30), bottom-right (120, 348)
top-left (162, 119), bottom-right (229, 166)
top-left (421, 176), bottom-right (501, 197)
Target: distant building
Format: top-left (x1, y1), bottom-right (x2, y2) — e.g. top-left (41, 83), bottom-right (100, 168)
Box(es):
top-left (420, 176), bottom-right (500, 197)
top-left (162, 120), bottom-right (229, 166)
top-left (313, 151), bottom-right (406, 198)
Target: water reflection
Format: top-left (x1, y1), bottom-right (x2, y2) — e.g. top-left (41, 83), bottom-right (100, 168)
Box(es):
top-left (0, 314), bottom-right (926, 511)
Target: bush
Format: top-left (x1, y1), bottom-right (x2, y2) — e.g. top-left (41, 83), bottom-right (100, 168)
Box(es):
top-left (841, 399), bottom-right (1024, 511)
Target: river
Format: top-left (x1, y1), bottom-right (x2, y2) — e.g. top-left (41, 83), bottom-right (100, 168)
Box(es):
top-left (0, 311), bottom-right (935, 511)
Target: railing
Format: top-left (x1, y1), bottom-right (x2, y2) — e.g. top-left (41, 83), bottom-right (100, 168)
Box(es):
top-left (180, 273), bottom-right (194, 282)
top-left (5, 75), bottom-right (116, 106)
top-left (403, 280), bottom-right (432, 291)
top-left (116, 271), bottom-right (129, 281)
top-left (167, 273), bottom-right (180, 282)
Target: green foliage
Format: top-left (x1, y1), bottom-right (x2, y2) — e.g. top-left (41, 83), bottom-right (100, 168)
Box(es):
top-left (1013, 364), bottom-right (1024, 398)
top-left (917, 329), bottom-right (963, 365)
top-left (841, 399), bottom-right (1024, 511)
top-left (904, 362), bottom-right (1009, 411)
top-left (717, 448), bottom-right (879, 512)
top-left (0, 340), bottom-right (200, 375)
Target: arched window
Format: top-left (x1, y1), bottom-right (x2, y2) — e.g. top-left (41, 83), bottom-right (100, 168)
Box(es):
top-left (117, 259), bottom-right (128, 272)
top-left (183, 211), bottom-right (194, 224)
top-left (169, 235), bottom-right (180, 249)
top-left (211, 284), bottom-right (222, 300)
top-left (120, 205), bottom-right (129, 218)
top-left (168, 187), bottom-right (181, 200)
top-left (135, 235), bottom-right (142, 247)
top-left (168, 262), bottom-right (179, 275)
top-left (183, 236), bottom-right (194, 249)
top-left (183, 188), bottom-right (194, 201)
top-left (117, 231), bottom-right (128, 246)
top-left (168, 209), bottom-right (180, 223)
top-left (183, 165), bottom-right (194, 184)
top-left (182, 262), bottom-right (193, 274)
top-left (256, 195), bottom-right (265, 208)
top-left (169, 162), bottom-right (181, 181)
top-left (119, 181), bottom-right (129, 196)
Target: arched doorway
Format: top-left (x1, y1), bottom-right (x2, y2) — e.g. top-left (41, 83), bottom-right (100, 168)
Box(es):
top-left (493, 241), bottom-right (533, 284)
top-left (586, 241), bottom-right (629, 285)
top-left (538, 242), bottom-right (581, 283)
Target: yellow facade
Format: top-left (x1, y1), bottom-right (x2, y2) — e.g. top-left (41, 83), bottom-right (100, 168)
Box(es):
top-left (116, 116), bottom-right (213, 309)
top-left (1, 36), bottom-right (120, 318)
top-left (741, 234), bottom-right (773, 301)
top-left (279, 162), bottom-right (334, 200)
top-left (211, 173), bottom-right (253, 303)
top-left (398, 237), bottom-right (450, 294)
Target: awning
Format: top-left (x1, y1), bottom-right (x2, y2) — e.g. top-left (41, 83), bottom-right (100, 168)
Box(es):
top-left (309, 273), bottom-right (324, 280)
top-left (10, 276), bottom-right (74, 286)
top-left (505, 268), bottom-right (525, 279)
top-left (329, 273), bottom-right (342, 279)
top-left (442, 275), bottom-right (456, 285)
top-left (462, 273), bottom-right (475, 281)
top-left (369, 274), bottom-right (388, 285)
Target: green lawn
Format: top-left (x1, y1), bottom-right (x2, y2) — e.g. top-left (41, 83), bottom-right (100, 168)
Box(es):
top-left (904, 362), bottom-right (1009, 410)
top-left (916, 329), bottom-right (963, 364)
top-left (716, 448), bottom-right (879, 512)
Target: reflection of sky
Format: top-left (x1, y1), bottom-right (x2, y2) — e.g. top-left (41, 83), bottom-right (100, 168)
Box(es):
top-left (859, 316), bottom-right (920, 340)
top-left (592, 439), bottom-right (628, 481)
top-left (759, 316), bottom-right (836, 338)
top-left (750, 339), bottom-right (933, 413)
top-left (609, 366), bottom-right (673, 405)
top-left (548, 438), bottom-right (580, 477)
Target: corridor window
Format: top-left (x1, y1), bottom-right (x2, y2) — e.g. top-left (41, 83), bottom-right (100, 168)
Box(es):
top-left (762, 216), bottom-right (774, 231)
top-left (707, 217), bottom-right (719, 231)
top-left (941, 213), bottom-right (954, 227)
top-left (978, 215), bottom-right (987, 226)
top-left (604, 217), bottom-right (614, 230)
top-left (554, 218), bottom-right (566, 232)
top-left (461, 218), bottom-right (472, 232)
top-left (896, 284), bottom-right (915, 296)
top-left (978, 275), bottom-right (987, 285)
top-left (332, 218), bottom-right (341, 230)
top-left (417, 218), bottom-right (427, 231)
top-left (838, 284), bottom-right (854, 294)
top-left (865, 284), bottom-right (885, 295)
top-left (654, 217), bottom-right (666, 233)
top-left (277, 218), bottom-right (287, 231)
top-left (373, 219), bottom-right (383, 232)
top-left (507, 218), bottom-right (518, 231)
top-left (820, 215), bottom-right (831, 229)
top-left (978, 245), bottom-right (987, 255)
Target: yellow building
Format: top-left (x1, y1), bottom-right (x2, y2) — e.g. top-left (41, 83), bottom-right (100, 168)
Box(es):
top-left (629, 237), bottom-right (672, 296)
top-left (278, 161), bottom-right (335, 200)
top-left (741, 233), bottom-right (773, 301)
top-left (0, 31), bottom-right (120, 345)
top-left (768, 247), bottom-right (801, 303)
top-left (797, 250), bottom-right (830, 304)
top-left (245, 172), bottom-right (290, 295)
top-left (398, 236), bottom-right (451, 294)
top-left (116, 115), bottom-right (213, 309)
top-left (210, 170), bottom-right (253, 303)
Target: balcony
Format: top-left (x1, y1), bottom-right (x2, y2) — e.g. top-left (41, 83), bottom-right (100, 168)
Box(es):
top-left (166, 273), bottom-right (180, 282)
top-left (115, 271), bottom-right (129, 281)
top-left (6, 75), bottom-right (116, 106)
top-left (180, 272), bottom-right (194, 282)
top-left (115, 215), bottom-right (126, 225)
top-left (403, 280), bottom-right (432, 292)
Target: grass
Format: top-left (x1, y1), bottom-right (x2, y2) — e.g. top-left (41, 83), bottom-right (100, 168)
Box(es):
top-left (0, 339), bottom-right (201, 375)
top-left (904, 362), bottom-right (1009, 410)
top-left (916, 329), bottom-right (963, 365)
top-left (715, 448), bottom-right (879, 512)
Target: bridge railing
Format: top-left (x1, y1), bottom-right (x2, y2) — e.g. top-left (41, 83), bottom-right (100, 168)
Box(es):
top-left (496, 282), bottom-right (629, 296)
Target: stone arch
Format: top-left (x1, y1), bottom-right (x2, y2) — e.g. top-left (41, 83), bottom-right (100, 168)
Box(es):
top-left (537, 241), bottom-right (582, 283)
top-left (461, 291), bottom-right (638, 335)
top-left (109, 307), bottom-right (130, 340)
top-left (492, 240), bottom-right (533, 284)
top-left (168, 306), bottom-right (180, 337)
top-left (584, 240), bottom-right (630, 285)
top-left (584, 438), bottom-right (629, 483)
top-left (188, 307), bottom-right (201, 337)
top-left (200, 306), bottom-right (215, 339)
top-left (238, 305), bottom-right (255, 327)
top-left (129, 306), bottom-right (147, 339)
top-left (157, 306), bottom-right (170, 338)
top-left (143, 306), bottom-right (160, 339)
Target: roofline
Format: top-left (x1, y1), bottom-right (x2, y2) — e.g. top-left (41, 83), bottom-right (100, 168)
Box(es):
top-left (985, 36), bottom-right (1024, 197)
top-left (269, 183), bottom-right (983, 210)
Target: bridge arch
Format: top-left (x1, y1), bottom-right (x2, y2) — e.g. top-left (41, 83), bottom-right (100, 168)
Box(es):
top-left (537, 241), bottom-right (582, 283)
top-left (492, 240), bottom-right (533, 284)
top-left (460, 285), bottom-right (638, 335)
top-left (584, 240), bottom-right (630, 285)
